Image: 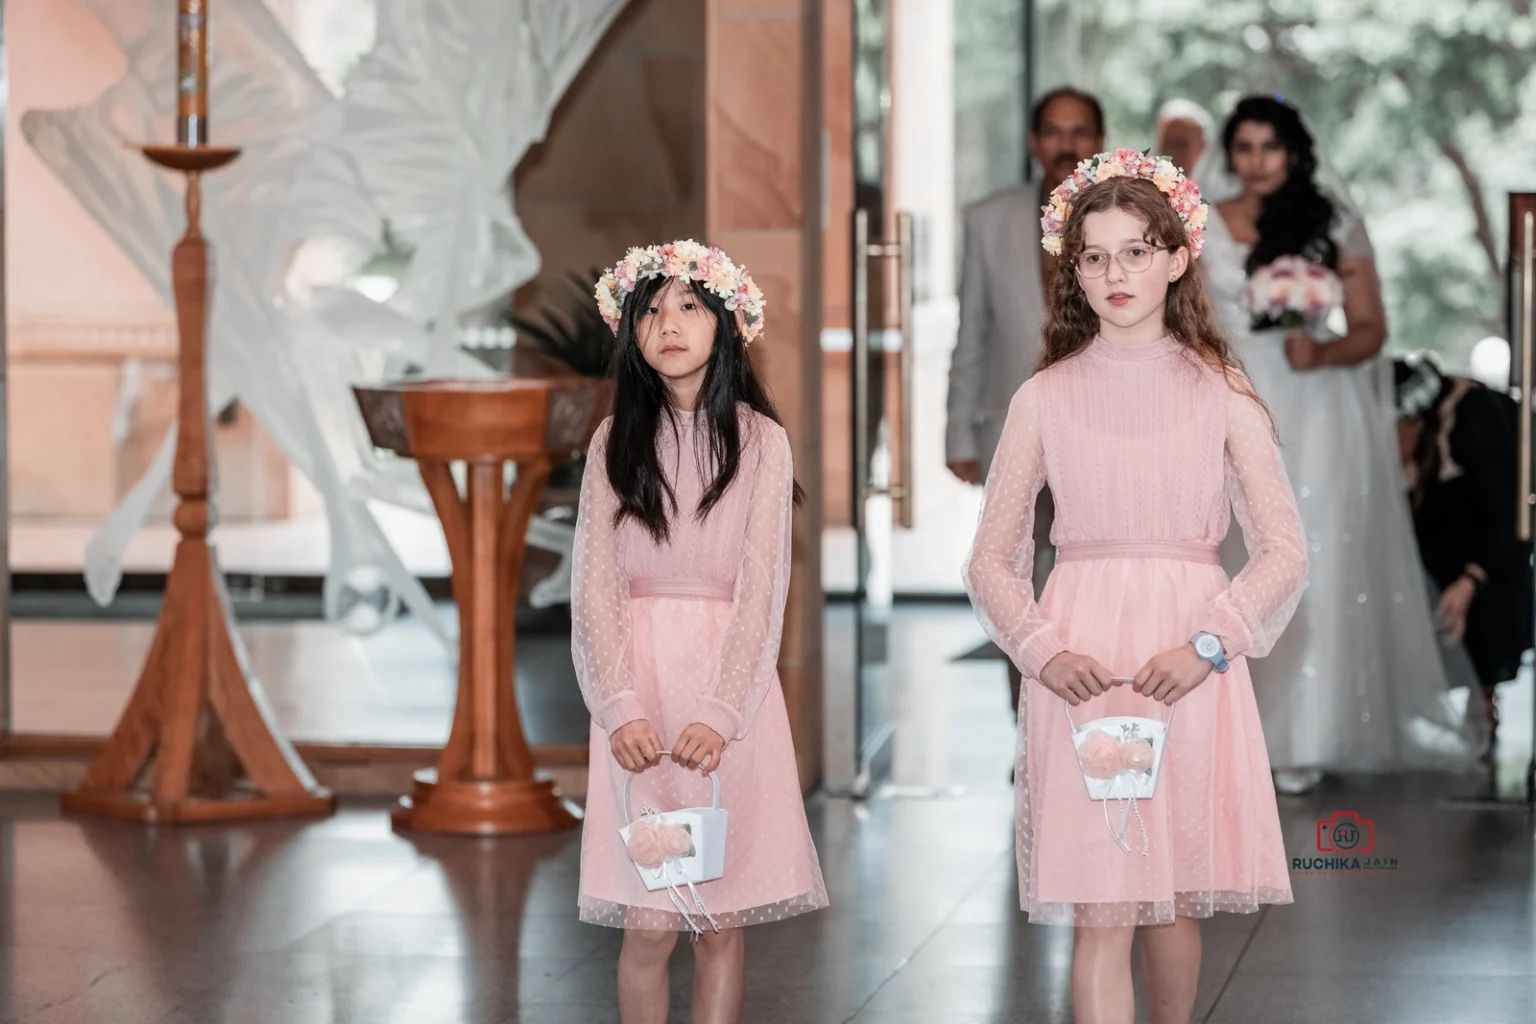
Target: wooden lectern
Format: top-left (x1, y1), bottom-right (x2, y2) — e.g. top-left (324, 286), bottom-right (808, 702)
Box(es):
top-left (354, 354), bottom-right (605, 835)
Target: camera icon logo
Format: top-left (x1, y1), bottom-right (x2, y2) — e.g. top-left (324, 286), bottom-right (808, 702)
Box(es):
top-left (1316, 810), bottom-right (1375, 854)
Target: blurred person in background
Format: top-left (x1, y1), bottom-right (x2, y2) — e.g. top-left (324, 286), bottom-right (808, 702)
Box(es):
top-left (1201, 96), bottom-right (1473, 794)
top-left (947, 86), bottom-right (1104, 718)
top-left (1154, 98), bottom-right (1235, 202)
top-left (1396, 352), bottom-right (1532, 752)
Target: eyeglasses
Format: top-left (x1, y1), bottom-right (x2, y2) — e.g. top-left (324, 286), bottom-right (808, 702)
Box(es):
top-left (1074, 244), bottom-right (1172, 278)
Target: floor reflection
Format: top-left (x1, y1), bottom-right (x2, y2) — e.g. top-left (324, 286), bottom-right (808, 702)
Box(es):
top-left (2, 605), bottom-right (1533, 1023)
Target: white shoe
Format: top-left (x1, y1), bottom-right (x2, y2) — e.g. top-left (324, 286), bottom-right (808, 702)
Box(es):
top-left (1273, 768), bottom-right (1324, 796)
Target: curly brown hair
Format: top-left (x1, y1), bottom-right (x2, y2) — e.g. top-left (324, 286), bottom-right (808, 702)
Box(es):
top-left (1038, 177), bottom-right (1270, 425)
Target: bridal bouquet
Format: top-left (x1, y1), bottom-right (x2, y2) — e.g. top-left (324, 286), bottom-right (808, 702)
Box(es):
top-left (1244, 256), bottom-right (1344, 332)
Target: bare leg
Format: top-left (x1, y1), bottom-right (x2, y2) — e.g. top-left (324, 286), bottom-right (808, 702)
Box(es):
top-left (1140, 917), bottom-right (1201, 1024)
top-left (1072, 925), bottom-right (1136, 1024)
top-left (619, 928), bottom-right (679, 1024)
top-left (691, 929), bottom-right (746, 1024)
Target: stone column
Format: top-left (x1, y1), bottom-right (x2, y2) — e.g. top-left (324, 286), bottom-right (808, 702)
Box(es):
top-left (705, 0), bottom-right (824, 789)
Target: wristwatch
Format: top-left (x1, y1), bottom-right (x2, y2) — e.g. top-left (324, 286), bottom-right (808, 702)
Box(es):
top-left (1190, 632), bottom-right (1230, 674)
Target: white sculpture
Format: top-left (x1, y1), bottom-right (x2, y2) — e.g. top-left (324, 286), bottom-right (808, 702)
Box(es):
top-left (22, 0), bottom-right (627, 638)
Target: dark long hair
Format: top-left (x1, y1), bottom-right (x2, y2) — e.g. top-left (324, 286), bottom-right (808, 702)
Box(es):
top-left (1222, 96), bottom-right (1338, 274)
top-left (1393, 354), bottom-right (1451, 509)
top-left (605, 274), bottom-right (800, 543)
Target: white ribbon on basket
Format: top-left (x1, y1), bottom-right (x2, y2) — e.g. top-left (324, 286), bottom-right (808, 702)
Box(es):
top-left (1065, 679), bottom-right (1176, 857)
top-left (1099, 772), bottom-right (1150, 856)
top-left (621, 772), bottom-right (726, 939)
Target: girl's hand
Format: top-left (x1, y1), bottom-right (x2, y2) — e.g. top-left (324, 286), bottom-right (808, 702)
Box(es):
top-left (948, 459), bottom-right (983, 485)
top-left (1436, 576), bottom-right (1477, 644)
top-left (1133, 645), bottom-right (1214, 705)
top-left (672, 723), bottom-right (726, 773)
top-left (1284, 333), bottom-right (1325, 371)
top-left (611, 720), bottom-right (665, 773)
top-left (1039, 652), bottom-right (1115, 706)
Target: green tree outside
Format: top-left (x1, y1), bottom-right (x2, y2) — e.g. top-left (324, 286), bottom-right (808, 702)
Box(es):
top-left (957, 0), bottom-right (1536, 363)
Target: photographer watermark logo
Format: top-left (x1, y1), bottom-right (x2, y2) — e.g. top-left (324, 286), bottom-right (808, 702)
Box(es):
top-left (1291, 810), bottom-right (1399, 874)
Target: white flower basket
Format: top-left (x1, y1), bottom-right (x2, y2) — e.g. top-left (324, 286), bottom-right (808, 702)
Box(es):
top-left (1065, 696), bottom-right (1177, 855)
top-left (617, 771), bottom-right (729, 935)
top-left (618, 771), bottom-right (729, 890)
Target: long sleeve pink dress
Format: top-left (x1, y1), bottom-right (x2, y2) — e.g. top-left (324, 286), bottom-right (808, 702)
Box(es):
top-left (965, 336), bottom-right (1308, 927)
top-left (572, 408), bottom-right (828, 931)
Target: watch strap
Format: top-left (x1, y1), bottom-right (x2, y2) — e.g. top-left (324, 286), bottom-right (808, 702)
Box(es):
top-left (1191, 632), bottom-right (1229, 673)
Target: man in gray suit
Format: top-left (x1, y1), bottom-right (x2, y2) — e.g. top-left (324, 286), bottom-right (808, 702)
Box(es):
top-left (948, 87), bottom-right (1105, 714)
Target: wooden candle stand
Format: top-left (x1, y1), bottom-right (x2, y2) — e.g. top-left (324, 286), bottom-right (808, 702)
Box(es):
top-left (60, 145), bottom-right (335, 824)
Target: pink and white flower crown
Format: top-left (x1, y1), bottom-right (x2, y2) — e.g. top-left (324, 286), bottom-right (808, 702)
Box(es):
top-left (595, 240), bottom-right (766, 344)
top-left (1041, 148), bottom-right (1210, 259)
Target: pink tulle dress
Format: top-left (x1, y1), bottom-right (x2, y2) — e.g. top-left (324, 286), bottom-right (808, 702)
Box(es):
top-left (572, 408), bottom-right (828, 931)
top-left (965, 336), bottom-right (1308, 926)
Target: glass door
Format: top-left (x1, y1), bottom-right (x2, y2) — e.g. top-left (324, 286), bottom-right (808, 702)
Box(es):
top-left (826, 0), bottom-right (913, 796)
top-left (1506, 192), bottom-right (1536, 805)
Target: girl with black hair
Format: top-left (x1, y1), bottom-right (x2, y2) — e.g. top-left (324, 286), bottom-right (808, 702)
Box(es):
top-left (1201, 96), bottom-right (1475, 796)
top-left (572, 241), bottom-right (826, 1024)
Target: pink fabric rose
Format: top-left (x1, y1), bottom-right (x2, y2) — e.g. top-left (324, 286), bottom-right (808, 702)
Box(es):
top-left (1120, 739), bottom-right (1154, 773)
top-left (1077, 730), bottom-right (1124, 779)
top-left (626, 820), bottom-right (667, 869)
top-left (627, 819), bottom-right (694, 869)
top-left (659, 824), bottom-right (694, 860)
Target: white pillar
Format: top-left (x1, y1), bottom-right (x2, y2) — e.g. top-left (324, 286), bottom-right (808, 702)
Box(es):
top-left (892, 0), bottom-right (956, 303)
top-left (890, 0), bottom-right (971, 552)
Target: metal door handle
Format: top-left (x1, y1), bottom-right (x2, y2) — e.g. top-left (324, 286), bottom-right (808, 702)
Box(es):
top-left (849, 209), bottom-right (916, 526)
top-left (1520, 210), bottom-right (1534, 542)
top-left (852, 208), bottom-right (872, 535)
top-left (894, 211), bottom-right (915, 528)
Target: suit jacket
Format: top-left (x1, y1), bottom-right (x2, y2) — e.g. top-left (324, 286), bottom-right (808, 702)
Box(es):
top-left (945, 186), bottom-right (1048, 478)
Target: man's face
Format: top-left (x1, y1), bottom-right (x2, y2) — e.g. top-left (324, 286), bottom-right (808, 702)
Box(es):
top-left (1030, 96), bottom-right (1104, 191)
top-left (1156, 117), bottom-right (1206, 178)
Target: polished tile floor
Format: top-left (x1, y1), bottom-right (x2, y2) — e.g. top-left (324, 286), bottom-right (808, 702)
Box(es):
top-left (3, 606), bottom-right (1535, 1023)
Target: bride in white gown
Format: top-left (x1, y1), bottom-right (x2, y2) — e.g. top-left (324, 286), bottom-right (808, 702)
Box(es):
top-left (1200, 96), bottom-right (1479, 793)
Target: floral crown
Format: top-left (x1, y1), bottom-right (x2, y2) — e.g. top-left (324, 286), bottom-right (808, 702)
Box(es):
top-left (1041, 148), bottom-right (1209, 259)
top-left (595, 240), bottom-right (766, 344)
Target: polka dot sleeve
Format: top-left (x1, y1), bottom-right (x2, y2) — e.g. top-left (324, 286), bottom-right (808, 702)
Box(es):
top-left (687, 426), bottom-right (795, 741)
top-left (963, 380), bottom-right (1070, 679)
top-left (570, 419), bottom-right (648, 735)
top-left (1201, 385), bottom-right (1310, 659)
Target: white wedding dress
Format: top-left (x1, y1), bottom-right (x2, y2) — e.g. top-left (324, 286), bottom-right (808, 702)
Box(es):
top-left (1202, 208), bottom-right (1480, 772)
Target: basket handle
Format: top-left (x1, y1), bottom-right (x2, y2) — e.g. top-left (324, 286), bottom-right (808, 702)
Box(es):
top-left (622, 770), bottom-right (722, 828)
top-left (1063, 682), bottom-right (1176, 735)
